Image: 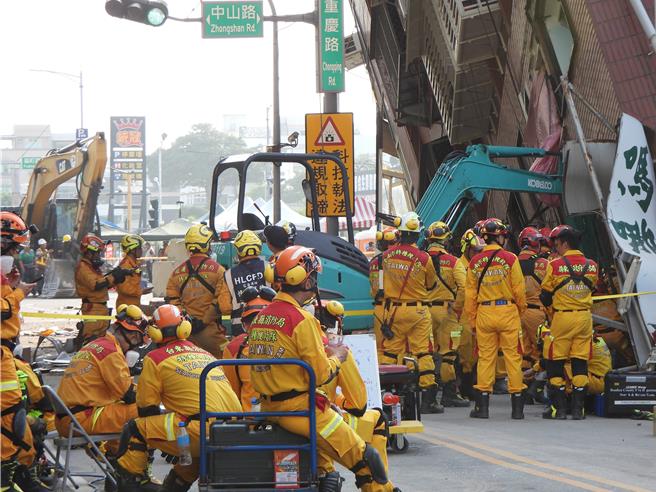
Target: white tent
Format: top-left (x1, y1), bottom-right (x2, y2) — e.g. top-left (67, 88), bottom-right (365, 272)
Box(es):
top-left (212, 197), bottom-right (313, 231)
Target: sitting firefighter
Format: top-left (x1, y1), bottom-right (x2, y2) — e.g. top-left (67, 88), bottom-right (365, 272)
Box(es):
top-left (315, 300), bottom-right (400, 492)
top-left (248, 245), bottom-right (393, 492)
top-left (115, 304), bottom-right (241, 492)
top-left (222, 286), bottom-right (276, 410)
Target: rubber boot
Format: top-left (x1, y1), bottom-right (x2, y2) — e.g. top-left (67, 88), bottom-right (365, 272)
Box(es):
top-left (493, 377), bottom-right (508, 394)
top-left (511, 392), bottom-right (524, 420)
top-left (441, 381), bottom-right (470, 407)
top-left (114, 463), bottom-right (162, 492)
top-left (460, 372), bottom-right (474, 401)
top-left (526, 379), bottom-right (548, 404)
top-left (1, 460), bottom-right (21, 492)
top-left (318, 471), bottom-right (344, 492)
top-left (542, 385), bottom-right (567, 420)
top-left (161, 469), bottom-right (192, 492)
top-left (571, 386), bottom-right (586, 420)
top-left (469, 390), bottom-right (489, 419)
top-left (420, 386), bottom-right (444, 414)
top-left (13, 464), bottom-right (52, 492)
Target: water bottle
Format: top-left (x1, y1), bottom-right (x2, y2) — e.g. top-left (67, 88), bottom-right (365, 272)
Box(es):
top-left (176, 422), bottom-right (192, 466)
top-left (251, 397), bottom-right (261, 412)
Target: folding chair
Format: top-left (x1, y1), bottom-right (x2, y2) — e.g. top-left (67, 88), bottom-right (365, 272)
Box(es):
top-left (41, 385), bottom-right (119, 491)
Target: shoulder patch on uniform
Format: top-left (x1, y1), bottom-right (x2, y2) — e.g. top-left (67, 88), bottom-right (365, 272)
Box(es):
top-left (496, 250), bottom-right (517, 265)
top-left (249, 301), bottom-right (305, 338)
top-left (80, 336), bottom-right (117, 361)
top-left (147, 340), bottom-right (210, 364)
top-left (226, 333), bottom-right (248, 357)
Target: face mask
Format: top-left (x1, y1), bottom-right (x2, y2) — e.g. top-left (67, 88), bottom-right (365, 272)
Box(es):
top-left (91, 257), bottom-right (104, 268)
top-left (0, 256), bottom-right (15, 276)
top-left (125, 350), bottom-right (140, 368)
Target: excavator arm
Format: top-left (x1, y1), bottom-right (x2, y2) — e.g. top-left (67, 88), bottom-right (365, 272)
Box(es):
top-left (416, 144), bottom-right (563, 227)
top-left (21, 133), bottom-right (107, 247)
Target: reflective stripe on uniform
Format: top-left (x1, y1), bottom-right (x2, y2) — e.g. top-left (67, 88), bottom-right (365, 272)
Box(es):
top-left (345, 414), bottom-right (359, 432)
top-left (0, 380), bottom-right (20, 392)
top-left (91, 407), bottom-right (106, 431)
top-left (164, 412), bottom-right (176, 441)
top-left (319, 413), bottom-right (344, 440)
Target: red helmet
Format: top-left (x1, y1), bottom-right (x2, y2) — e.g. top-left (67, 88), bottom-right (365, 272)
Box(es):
top-left (549, 224), bottom-right (577, 241)
top-left (274, 246), bottom-right (322, 286)
top-left (539, 227), bottom-right (553, 247)
top-left (473, 219), bottom-right (486, 235)
top-left (80, 234), bottom-right (106, 254)
top-left (1, 212), bottom-right (34, 253)
top-left (480, 218), bottom-right (509, 236)
top-left (518, 227), bottom-right (543, 249)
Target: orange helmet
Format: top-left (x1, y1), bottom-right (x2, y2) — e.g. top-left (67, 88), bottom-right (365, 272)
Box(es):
top-left (274, 246), bottom-right (322, 286)
top-left (115, 304), bottom-right (147, 334)
top-left (80, 234), bottom-right (106, 254)
top-left (518, 227), bottom-right (542, 249)
top-left (148, 304), bottom-right (192, 343)
top-left (1, 212), bottom-right (34, 253)
top-left (240, 286), bottom-right (276, 321)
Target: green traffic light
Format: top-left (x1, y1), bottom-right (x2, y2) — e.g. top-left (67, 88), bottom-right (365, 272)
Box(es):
top-left (147, 7), bottom-right (167, 26)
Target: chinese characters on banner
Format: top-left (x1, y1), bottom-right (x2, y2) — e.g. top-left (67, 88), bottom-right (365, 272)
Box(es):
top-left (305, 113), bottom-right (354, 217)
top-left (606, 114), bottom-right (656, 332)
top-left (110, 117), bottom-right (146, 191)
top-left (318, 0), bottom-right (344, 92)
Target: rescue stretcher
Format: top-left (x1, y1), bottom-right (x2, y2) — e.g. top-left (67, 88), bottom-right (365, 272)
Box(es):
top-left (198, 358), bottom-right (320, 491)
top-left (379, 357), bottom-right (425, 453)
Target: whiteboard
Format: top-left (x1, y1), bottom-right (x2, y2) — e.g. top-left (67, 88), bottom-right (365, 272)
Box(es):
top-left (343, 334), bottom-right (382, 409)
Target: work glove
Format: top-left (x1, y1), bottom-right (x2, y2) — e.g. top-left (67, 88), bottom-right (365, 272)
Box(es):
top-left (110, 268), bottom-right (127, 284)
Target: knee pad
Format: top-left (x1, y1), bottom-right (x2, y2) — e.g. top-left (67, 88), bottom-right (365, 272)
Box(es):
top-left (117, 420), bottom-right (146, 459)
top-left (545, 359), bottom-right (565, 379)
top-left (319, 471), bottom-right (344, 492)
top-left (11, 407), bottom-right (27, 443)
top-left (362, 444), bottom-right (387, 484)
top-left (570, 358), bottom-right (588, 377)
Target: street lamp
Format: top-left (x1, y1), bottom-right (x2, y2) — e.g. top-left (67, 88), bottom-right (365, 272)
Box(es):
top-left (29, 69), bottom-right (84, 133)
top-left (158, 132), bottom-right (167, 223)
top-left (176, 200), bottom-right (184, 219)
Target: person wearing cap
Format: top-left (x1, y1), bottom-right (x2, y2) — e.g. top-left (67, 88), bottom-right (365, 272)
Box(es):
top-left (378, 212), bottom-right (441, 414)
top-left (369, 226), bottom-right (398, 353)
top-left (540, 225), bottom-right (598, 420)
top-left (218, 230), bottom-right (268, 336)
top-left (248, 245), bottom-right (393, 492)
top-left (115, 304), bottom-right (241, 492)
top-left (222, 286), bottom-right (276, 410)
top-left (75, 233), bottom-right (131, 342)
top-left (315, 300), bottom-right (399, 491)
top-left (453, 229), bottom-right (485, 400)
top-left (465, 218), bottom-right (527, 420)
top-left (424, 221), bottom-right (469, 408)
top-left (262, 221), bottom-right (297, 291)
top-left (116, 234), bottom-right (145, 310)
top-left (34, 238), bottom-right (50, 296)
top-left (165, 224), bottom-right (230, 359)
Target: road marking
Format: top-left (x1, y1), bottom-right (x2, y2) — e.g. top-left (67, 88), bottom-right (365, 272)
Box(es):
top-left (416, 432), bottom-right (611, 492)
top-left (430, 430), bottom-right (652, 492)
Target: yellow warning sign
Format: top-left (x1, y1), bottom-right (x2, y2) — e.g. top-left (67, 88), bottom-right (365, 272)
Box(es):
top-left (305, 113), bottom-right (354, 217)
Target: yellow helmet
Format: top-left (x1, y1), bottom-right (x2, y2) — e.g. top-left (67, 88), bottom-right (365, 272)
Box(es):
top-left (120, 234), bottom-right (144, 253)
top-left (184, 224), bottom-right (213, 253)
top-left (460, 228), bottom-right (485, 254)
top-left (234, 230), bottom-right (262, 258)
top-left (397, 212), bottom-right (422, 233)
top-left (426, 221), bottom-right (451, 242)
top-left (62, 234), bottom-right (72, 243)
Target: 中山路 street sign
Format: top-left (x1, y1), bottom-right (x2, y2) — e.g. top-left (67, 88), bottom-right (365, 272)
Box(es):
top-left (202, 1), bottom-right (263, 38)
top-left (317, 0), bottom-right (345, 93)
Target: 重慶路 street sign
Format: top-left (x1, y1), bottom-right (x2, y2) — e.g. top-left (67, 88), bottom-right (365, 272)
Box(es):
top-left (202, 1), bottom-right (264, 38)
top-left (317, 0), bottom-right (344, 93)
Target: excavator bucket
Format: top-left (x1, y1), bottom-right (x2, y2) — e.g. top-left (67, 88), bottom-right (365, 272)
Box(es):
top-left (41, 259), bottom-right (76, 298)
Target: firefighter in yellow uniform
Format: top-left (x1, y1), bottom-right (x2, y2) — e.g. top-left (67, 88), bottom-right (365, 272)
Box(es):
top-left (76, 234), bottom-right (131, 342)
top-left (116, 304), bottom-right (242, 491)
top-left (565, 336), bottom-right (611, 395)
top-left (540, 225), bottom-right (598, 420)
top-left (222, 286), bottom-right (276, 410)
top-left (465, 218), bottom-right (527, 420)
top-left (453, 229), bottom-right (485, 400)
top-left (378, 212), bottom-right (441, 414)
top-left (166, 224), bottom-right (231, 358)
top-left (116, 234), bottom-right (144, 309)
top-left (316, 300), bottom-right (397, 490)
top-left (369, 226), bottom-right (398, 354)
top-left (1, 211), bottom-right (46, 492)
top-left (56, 305), bottom-right (148, 458)
top-left (249, 246), bottom-right (393, 492)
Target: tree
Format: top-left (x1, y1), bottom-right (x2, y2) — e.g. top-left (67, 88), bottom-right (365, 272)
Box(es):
top-left (146, 123), bottom-right (251, 193)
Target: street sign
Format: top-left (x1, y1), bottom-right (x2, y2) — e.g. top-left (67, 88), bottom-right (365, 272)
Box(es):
top-left (317, 0), bottom-right (345, 92)
top-left (20, 157), bottom-right (40, 169)
top-left (305, 113), bottom-right (354, 217)
top-left (202, 1), bottom-right (263, 38)
top-left (76, 128), bottom-right (88, 140)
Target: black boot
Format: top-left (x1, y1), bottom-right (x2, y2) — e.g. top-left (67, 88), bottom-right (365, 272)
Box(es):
top-left (13, 464), bottom-right (52, 492)
top-left (420, 386), bottom-right (444, 414)
top-left (1, 460), bottom-right (21, 492)
top-left (441, 381), bottom-right (470, 407)
top-left (460, 372), bottom-right (474, 400)
top-left (526, 379), bottom-right (548, 405)
top-left (571, 386), bottom-right (586, 420)
top-left (469, 390), bottom-right (489, 419)
top-left (493, 378), bottom-right (508, 394)
top-left (318, 471), bottom-right (344, 491)
top-left (542, 385), bottom-right (567, 420)
top-left (115, 463), bottom-right (161, 492)
top-left (161, 469), bottom-right (192, 492)
top-left (511, 393), bottom-right (524, 420)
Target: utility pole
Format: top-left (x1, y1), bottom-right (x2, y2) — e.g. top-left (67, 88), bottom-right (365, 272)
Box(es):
top-left (268, 0), bottom-right (282, 224)
top-left (158, 132), bottom-right (167, 223)
top-left (324, 92), bottom-right (339, 236)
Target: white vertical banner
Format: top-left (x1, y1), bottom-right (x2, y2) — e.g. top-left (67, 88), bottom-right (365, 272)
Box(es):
top-left (342, 334), bottom-right (383, 409)
top-left (606, 114), bottom-right (656, 333)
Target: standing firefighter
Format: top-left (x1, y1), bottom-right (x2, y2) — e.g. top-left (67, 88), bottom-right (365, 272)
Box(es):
top-left (425, 221), bottom-right (469, 408)
top-left (369, 226), bottom-right (398, 351)
top-left (248, 246), bottom-right (393, 492)
top-left (465, 218), bottom-right (527, 419)
top-left (378, 212), bottom-right (441, 414)
top-left (540, 225), bottom-right (598, 420)
top-left (165, 224), bottom-right (230, 358)
top-left (115, 304), bottom-right (241, 491)
top-left (116, 234), bottom-right (144, 309)
top-left (219, 230), bottom-right (267, 335)
top-left (76, 234), bottom-right (130, 343)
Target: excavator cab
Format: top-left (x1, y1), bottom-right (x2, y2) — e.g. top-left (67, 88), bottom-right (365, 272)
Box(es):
top-left (208, 152), bottom-right (373, 333)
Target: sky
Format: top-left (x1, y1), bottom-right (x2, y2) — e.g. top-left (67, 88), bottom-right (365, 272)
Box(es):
top-left (0, 0), bottom-right (377, 153)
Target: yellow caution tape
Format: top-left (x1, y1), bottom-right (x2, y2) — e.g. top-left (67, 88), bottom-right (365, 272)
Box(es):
top-left (22, 312), bottom-right (114, 321)
top-left (593, 291), bottom-right (656, 302)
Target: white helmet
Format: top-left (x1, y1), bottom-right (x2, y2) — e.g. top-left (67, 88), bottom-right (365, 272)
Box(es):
top-left (37, 238), bottom-right (47, 246)
top-left (397, 212), bottom-right (423, 233)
